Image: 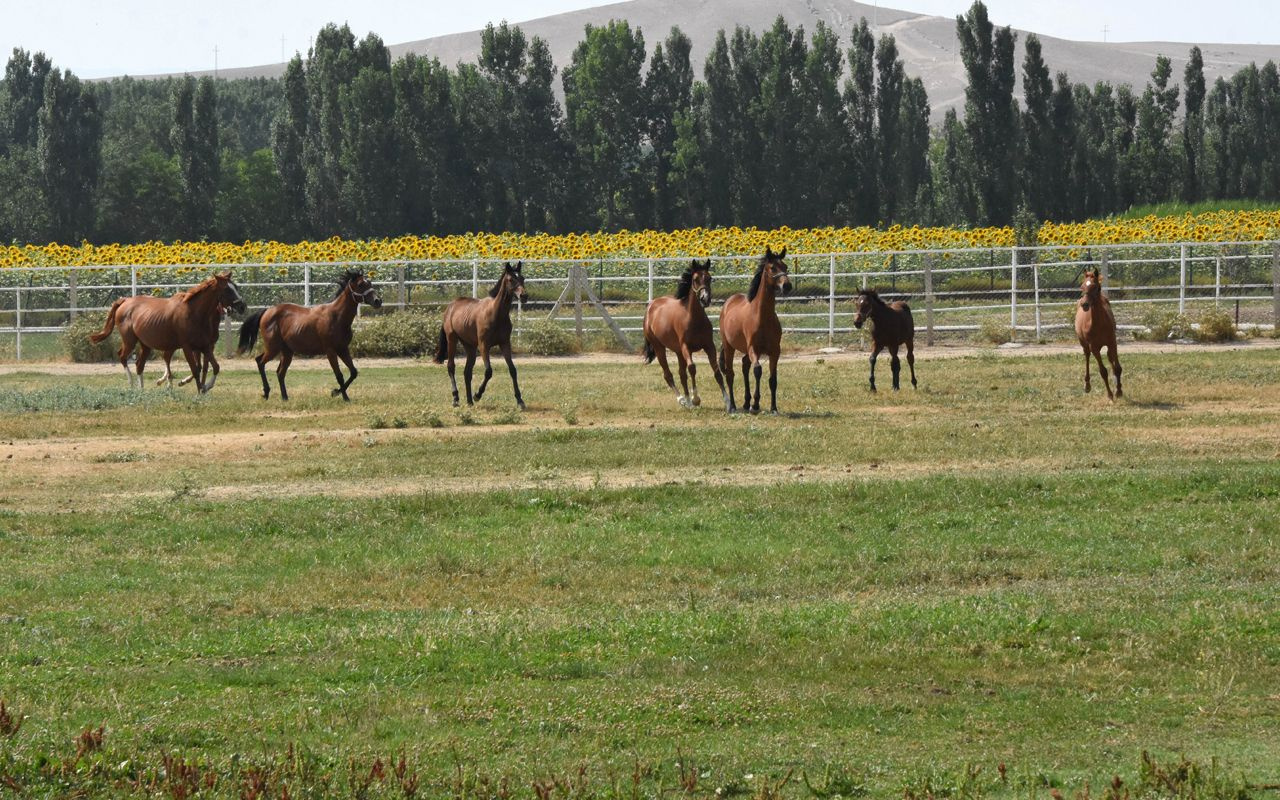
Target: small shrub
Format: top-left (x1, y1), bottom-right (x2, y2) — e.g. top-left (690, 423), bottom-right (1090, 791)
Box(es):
top-left (392, 416), bottom-right (409, 429)
top-left (366, 413), bottom-right (388, 430)
top-left (351, 309), bottom-right (441, 358)
top-left (1137, 308), bottom-right (1194, 341)
top-left (561, 404), bottom-right (579, 426)
top-left (973, 317), bottom-right (1013, 345)
top-left (90, 450), bottom-right (151, 464)
top-left (62, 313), bottom-right (118, 362)
top-left (1195, 306), bottom-right (1237, 342)
top-left (518, 318), bottom-right (580, 356)
top-left (491, 408), bottom-right (522, 425)
top-left (424, 411), bottom-right (444, 428)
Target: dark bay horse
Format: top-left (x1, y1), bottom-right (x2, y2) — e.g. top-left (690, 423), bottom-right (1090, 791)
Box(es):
top-left (90, 271), bottom-right (245, 394)
top-left (433, 261), bottom-right (528, 409)
top-left (1075, 268), bottom-right (1123, 399)
top-left (719, 247), bottom-right (792, 414)
top-left (238, 269), bottom-right (382, 401)
top-left (853, 289), bottom-right (917, 392)
top-left (642, 259), bottom-right (729, 410)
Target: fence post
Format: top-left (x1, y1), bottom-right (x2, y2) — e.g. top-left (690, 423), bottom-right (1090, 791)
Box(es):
top-left (1010, 246), bottom-right (1018, 339)
top-left (828, 254), bottom-right (836, 345)
top-left (1033, 259), bottom-right (1042, 342)
top-left (397, 265), bottom-right (407, 309)
top-left (14, 285), bottom-right (21, 362)
top-left (472, 260), bottom-right (479, 299)
top-left (304, 263), bottom-right (312, 306)
top-left (1179, 243), bottom-right (1188, 313)
top-left (130, 265), bottom-right (138, 297)
top-left (1272, 241), bottom-right (1279, 331)
top-left (573, 265), bottom-right (584, 340)
top-left (69, 269), bottom-right (78, 320)
top-left (647, 258), bottom-right (654, 304)
top-left (924, 255), bottom-right (935, 347)
top-left (1100, 251), bottom-right (1109, 283)
top-left (1215, 255), bottom-right (1222, 305)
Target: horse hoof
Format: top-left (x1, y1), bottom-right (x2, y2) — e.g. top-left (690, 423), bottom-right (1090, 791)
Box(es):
top-left (691, 396), bottom-right (702, 407)
top-left (331, 389), bottom-right (341, 397)
top-left (518, 402), bottom-right (527, 411)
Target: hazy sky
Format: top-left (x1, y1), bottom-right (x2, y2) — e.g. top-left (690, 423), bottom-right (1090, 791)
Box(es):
top-left (5, 1), bottom-right (1279, 79)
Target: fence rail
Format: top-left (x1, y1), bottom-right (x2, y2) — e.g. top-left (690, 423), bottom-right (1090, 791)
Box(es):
top-left (1, 240), bottom-right (1278, 360)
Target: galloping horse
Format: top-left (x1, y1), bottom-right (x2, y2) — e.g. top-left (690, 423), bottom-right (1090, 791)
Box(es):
top-left (238, 269), bottom-right (382, 401)
top-left (642, 259), bottom-right (729, 410)
top-left (1075, 268), bottom-right (1123, 399)
top-left (853, 289), bottom-right (917, 392)
top-left (433, 261), bottom-right (527, 409)
top-left (90, 271), bottom-right (245, 394)
top-left (719, 247), bottom-right (792, 414)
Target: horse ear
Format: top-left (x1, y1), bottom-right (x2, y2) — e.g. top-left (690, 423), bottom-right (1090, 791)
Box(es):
top-left (765, 245), bottom-right (774, 259)
top-left (515, 261), bottom-right (523, 271)
top-left (778, 247), bottom-right (787, 260)
top-left (704, 259), bottom-right (713, 271)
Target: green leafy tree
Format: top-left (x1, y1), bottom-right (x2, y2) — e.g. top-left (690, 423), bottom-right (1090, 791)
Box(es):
top-left (955, 1), bottom-right (1019, 224)
top-left (1133, 54), bottom-right (1180, 203)
top-left (563, 20), bottom-right (647, 229)
top-left (1182, 46), bottom-right (1206, 202)
top-left (1020, 34), bottom-right (1053, 219)
top-left (38, 69), bottom-right (102, 242)
top-left (272, 55), bottom-right (308, 238)
top-left (875, 34), bottom-right (905, 222)
top-left (843, 19), bottom-right (877, 225)
top-left (645, 28), bottom-right (694, 230)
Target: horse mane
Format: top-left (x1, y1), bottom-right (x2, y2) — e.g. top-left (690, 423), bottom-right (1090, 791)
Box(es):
top-left (333, 268), bottom-right (364, 298)
top-left (675, 267), bottom-right (694, 300)
top-left (487, 270), bottom-right (508, 298)
top-left (747, 266), bottom-right (765, 301)
top-left (860, 288), bottom-right (888, 308)
top-left (181, 275), bottom-right (219, 304)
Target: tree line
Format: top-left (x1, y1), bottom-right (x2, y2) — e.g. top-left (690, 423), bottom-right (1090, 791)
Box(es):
top-left (2, 1), bottom-right (1279, 247)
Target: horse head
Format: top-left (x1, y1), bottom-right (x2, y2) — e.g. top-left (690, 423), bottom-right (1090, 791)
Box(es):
top-left (340, 269), bottom-right (383, 308)
top-left (677, 259), bottom-right (714, 308)
top-left (853, 289), bottom-right (882, 330)
top-left (749, 247), bottom-right (791, 300)
top-left (1080, 269), bottom-right (1102, 312)
top-left (216, 271), bottom-right (248, 315)
top-left (507, 261), bottom-right (528, 303)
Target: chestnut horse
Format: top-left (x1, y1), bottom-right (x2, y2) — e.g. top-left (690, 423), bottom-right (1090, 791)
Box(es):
top-left (642, 259), bottom-right (729, 410)
top-left (90, 271), bottom-right (245, 394)
top-left (719, 247), bottom-right (792, 414)
top-left (853, 289), bottom-right (917, 392)
top-left (433, 261), bottom-right (528, 409)
top-left (238, 269), bottom-right (383, 401)
top-left (1075, 268), bottom-right (1123, 399)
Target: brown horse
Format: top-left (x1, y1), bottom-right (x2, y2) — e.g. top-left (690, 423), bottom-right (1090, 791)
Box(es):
top-left (853, 289), bottom-right (917, 392)
top-left (433, 261), bottom-right (528, 409)
top-left (719, 247), bottom-right (792, 414)
top-left (238, 269), bottom-right (383, 401)
top-left (1075, 268), bottom-right (1123, 399)
top-left (90, 271), bottom-right (245, 394)
top-left (162, 302), bottom-right (228, 389)
top-left (642, 259), bottom-right (729, 410)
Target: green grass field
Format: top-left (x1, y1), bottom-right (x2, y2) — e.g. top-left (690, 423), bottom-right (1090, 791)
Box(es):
top-left (1, 346), bottom-right (1279, 798)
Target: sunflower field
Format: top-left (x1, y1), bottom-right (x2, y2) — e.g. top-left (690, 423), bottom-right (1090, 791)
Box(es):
top-left (2, 210), bottom-right (1279, 270)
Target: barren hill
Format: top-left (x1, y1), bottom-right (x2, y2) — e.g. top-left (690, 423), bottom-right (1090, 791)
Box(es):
top-left (160, 0), bottom-right (1280, 122)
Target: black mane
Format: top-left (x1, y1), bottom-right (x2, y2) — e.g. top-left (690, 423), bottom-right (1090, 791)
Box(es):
top-left (675, 268), bottom-right (694, 300)
top-left (333, 268), bottom-right (364, 298)
top-left (488, 262), bottom-right (521, 298)
top-left (859, 288), bottom-right (888, 307)
top-left (747, 266), bottom-right (765, 301)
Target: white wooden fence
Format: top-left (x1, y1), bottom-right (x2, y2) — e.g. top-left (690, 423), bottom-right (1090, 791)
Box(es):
top-left (1, 240), bottom-right (1277, 359)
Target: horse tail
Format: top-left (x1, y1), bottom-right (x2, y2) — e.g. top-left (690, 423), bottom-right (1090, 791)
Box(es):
top-left (89, 298), bottom-right (126, 343)
top-left (642, 339), bottom-right (656, 364)
top-left (237, 309), bottom-right (265, 354)
top-left (432, 326), bottom-right (448, 364)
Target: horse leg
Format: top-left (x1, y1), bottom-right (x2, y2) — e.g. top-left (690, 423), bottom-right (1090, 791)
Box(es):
top-left (767, 352), bottom-right (779, 415)
top-left (868, 342), bottom-right (884, 393)
top-left (337, 345), bottom-right (359, 398)
top-left (740, 354), bottom-right (753, 411)
top-left (462, 344), bottom-right (478, 405)
top-left (446, 335), bottom-right (460, 407)
top-left (255, 346), bottom-right (275, 400)
top-left (890, 344), bottom-right (902, 391)
top-left (118, 337), bottom-right (138, 389)
top-left (276, 350), bottom-right (293, 401)
top-left (201, 349), bottom-right (219, 394)
top-left (500, 341), bottom-right (525, 410)
top-left (1093, 348), bottom-right (1114, 400)
top-left (156, 350), bottom-right (173, 387)
top-left (180, 347), bottom-right (204, 393)
top-left (135, 345), bottom-right (152, 389)
top-left (676, 352), bottom-right (693, 409)
top-left (326, 351), bottom-right (349, 401)
top-left (720, 344), bottom-right (737, 413)
top-left (654, 344), bottom-right (683, 406)
top-left (906, 339), bottom-right (918, 389)
top-left (706, 345), bottom-right (729, 412)
top-left (750, 352), bottom-right (763, 414)
top-left (681, 347), bottom-right (702, 407)
top-left (1109, 344), bottom-right (1123, 398)
top-left (1081, 344), bottom-right (1092, 394)
top-left (473, 344), bottom-right (494, 402)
